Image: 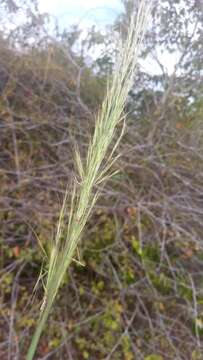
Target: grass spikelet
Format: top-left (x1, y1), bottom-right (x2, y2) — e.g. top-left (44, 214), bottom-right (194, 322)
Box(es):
top-left (26, 2), bottom-right (151, 358)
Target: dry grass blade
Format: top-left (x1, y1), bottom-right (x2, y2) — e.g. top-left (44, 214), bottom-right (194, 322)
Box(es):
top-left (26, 2), bottom-right (152, 359)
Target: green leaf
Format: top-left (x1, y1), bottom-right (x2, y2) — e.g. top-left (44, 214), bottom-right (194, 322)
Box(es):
top-left (145, 355), bottom-right (163, 360)
top-left (132, 237), bottom-right (142, 256)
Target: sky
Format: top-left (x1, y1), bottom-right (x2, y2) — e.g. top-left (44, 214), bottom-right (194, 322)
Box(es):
top-left (39, 0), bottom-right (180, 75)
top-left (39, 0), bottom-right (124, 29)
top-left (38, 0), bottom-right (179, 75)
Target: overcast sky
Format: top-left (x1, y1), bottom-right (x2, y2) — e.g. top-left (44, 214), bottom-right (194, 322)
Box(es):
top-left (38, 0), bottom-right (179, 75)
top-left (39, 0), bottom-right (124, 29)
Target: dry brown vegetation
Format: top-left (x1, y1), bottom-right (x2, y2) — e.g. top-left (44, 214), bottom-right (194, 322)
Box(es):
top-left (0, 0), bottom-right (203, 359)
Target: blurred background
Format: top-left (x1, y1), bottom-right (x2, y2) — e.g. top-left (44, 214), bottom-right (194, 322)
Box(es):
top-left (0, 0), bottom-right (203, 359)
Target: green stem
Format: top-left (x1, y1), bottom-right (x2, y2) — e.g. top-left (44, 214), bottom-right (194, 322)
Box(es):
top-left (26, 303), bottom-right (51, 360)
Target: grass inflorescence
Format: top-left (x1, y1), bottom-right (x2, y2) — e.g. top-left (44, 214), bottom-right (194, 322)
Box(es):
top-left (26, 2), bottom-right (151, 358)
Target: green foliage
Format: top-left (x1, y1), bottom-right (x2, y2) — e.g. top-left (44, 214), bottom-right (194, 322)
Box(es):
top-left (144, 355), bottom-right (163, 360)
top-left (192, 350), bottom-right (203, 360)
top-left (122, 336), bottom-right (134, 360)
top-left (132, 236), bottom-right (143, 256)
top-left (149, 271), bottom-right (172, 295)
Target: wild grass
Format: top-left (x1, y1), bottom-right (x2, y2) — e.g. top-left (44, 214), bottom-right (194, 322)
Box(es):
top-left (26, 1), bottom-right (151, 359)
